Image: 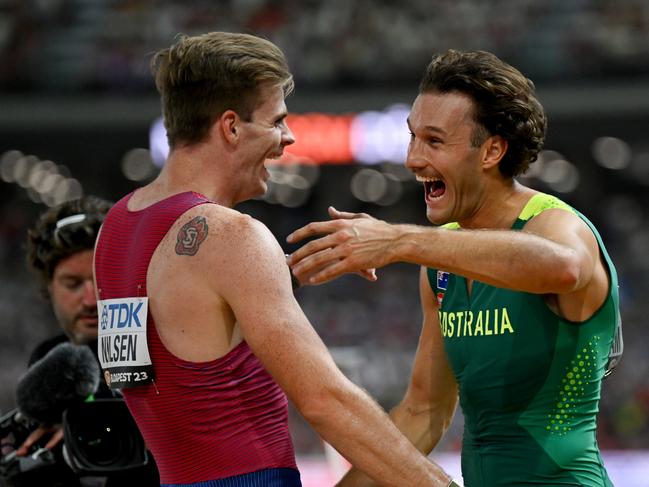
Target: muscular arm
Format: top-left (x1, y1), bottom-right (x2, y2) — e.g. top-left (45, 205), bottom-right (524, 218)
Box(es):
top-left (390, 270), bottom-right (458, 451)
top-left (289, 207), bottom-right (606, 298)
top-left (339, 269), bottom-right (458, 486)
top-left (400, 209), bottom-right (605, 295)
top-left (211, 213), bottom-right (451, 487)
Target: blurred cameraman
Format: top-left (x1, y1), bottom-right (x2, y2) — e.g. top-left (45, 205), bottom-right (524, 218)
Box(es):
top-left (4, 196), bottom-right (159, 487)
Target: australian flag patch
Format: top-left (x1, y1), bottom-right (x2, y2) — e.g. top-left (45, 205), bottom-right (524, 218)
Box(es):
top-left (437, 270), bottom-right (449, 290)
top-left (436, 270), bottom-right (449, 306)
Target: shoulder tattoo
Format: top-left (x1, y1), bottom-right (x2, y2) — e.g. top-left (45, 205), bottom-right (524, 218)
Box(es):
top-left (175, 216), bottom-right (208, 256)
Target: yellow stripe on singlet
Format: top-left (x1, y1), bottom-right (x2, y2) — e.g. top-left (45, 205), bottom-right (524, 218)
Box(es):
top-left (518, 193), bottom-right (574, 222)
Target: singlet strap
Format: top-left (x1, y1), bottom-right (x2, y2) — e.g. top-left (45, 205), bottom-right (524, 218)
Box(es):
top-left (513, 192), bottom-right (574, 229)
top-left (427, 192), bottom-right (618, 308)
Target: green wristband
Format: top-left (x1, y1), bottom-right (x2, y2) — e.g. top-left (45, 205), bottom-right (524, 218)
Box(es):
top-left (447, 481), bottom-right (463, 487)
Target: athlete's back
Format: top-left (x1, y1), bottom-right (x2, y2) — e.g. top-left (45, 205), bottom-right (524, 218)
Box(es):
top-left (95, 191), bottom-right (298, 485)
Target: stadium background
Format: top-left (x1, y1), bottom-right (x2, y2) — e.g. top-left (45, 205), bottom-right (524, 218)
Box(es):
top-left (0, 0), bottom-right (648, 484)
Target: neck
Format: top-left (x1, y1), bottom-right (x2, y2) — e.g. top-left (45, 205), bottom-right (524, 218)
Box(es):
top-left (458, 179), bottom-right (535, 229)
top-left (152, 145), bottom-right (239, 208)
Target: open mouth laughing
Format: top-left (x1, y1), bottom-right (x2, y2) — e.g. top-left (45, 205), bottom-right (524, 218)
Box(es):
top-left (416, 175), bottom-right (446, 201)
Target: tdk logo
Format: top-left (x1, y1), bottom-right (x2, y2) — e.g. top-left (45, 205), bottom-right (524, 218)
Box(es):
top-left (100, 301), bottom-right (144, 330)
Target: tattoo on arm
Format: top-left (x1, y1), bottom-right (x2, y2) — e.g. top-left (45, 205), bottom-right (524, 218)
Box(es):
top-left (175, 216), bottom-right (208, 256)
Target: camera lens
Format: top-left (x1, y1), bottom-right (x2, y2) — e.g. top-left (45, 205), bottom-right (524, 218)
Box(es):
top-left (63, 399), bottom-right (146, 473)
top-left (71, 419), bottom-right (134, 467)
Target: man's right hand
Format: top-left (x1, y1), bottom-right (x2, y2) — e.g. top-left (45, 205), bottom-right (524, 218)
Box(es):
top-left (287, 206), bottom-right (396, 285)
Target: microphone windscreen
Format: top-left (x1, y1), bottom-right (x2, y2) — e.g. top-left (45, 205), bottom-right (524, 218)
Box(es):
top-left (16, 342), bottom-right (100, 424)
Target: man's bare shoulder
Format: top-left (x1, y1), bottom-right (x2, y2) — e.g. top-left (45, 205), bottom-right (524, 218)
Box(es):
top-left (521, 207), bottom-right (597, 247)
top-left (172, 204), bottom-right (282, 261)
top-left (177, 206), bottom-right (294, 304)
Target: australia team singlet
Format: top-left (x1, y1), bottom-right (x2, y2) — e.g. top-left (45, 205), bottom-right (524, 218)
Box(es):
top-left (94, 191), bottom-right (300, 486)
top-left (427, 193), bottom-right (618, 487)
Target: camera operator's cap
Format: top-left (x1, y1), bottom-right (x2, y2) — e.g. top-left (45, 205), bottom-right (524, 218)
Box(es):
top-left (53, 212), bottom-right (104, 249)
top-left (55, 214), bottom-right (87, 229)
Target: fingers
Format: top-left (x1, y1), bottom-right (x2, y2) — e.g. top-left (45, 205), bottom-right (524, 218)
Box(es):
top-left (287, 210), bottom-right (378, 284)
top-left (289, 248), bottom-right (333, 287)
top-left (287, 220), bottom-right (337, 244)
top-left (303, 259), bottom-right (353, 284)
top-left (293, 260), bottom-right (376, 286)
top-left (291, 244), bottom-right (370, 285)
top-left (357, 268), bottom-right (377, 281)
top-left (328, 206), bottom-right (371, 220)
top-left (16, 426), bottom-right (47, 456)
top-left (44, 427), bottom-right (64, 450)
top-left (291, 245), bottom-right (346, 281)
top-left (289, 232), bottom-right (341, 266)
top-left (287, 210), bottom-right (371, 244)
top-left (16, 424), bottom-right (61, 456)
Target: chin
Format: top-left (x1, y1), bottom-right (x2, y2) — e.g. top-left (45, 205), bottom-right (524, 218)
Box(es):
top-left (72, 334), bottom-right (98, 346)
top-left (426, 208), bottom-right (450, 226)
top-left (76, 324), bottom-right (98, 340)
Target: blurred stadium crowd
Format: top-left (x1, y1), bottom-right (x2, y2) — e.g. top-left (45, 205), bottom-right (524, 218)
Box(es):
top-left (0, 0), bottom-right (648, 458)
top-left (1, 0), bottom-right (649, 91)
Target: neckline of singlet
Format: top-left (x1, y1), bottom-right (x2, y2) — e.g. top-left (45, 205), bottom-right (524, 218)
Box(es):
top-left (125, 190), bottom-right (211, 214)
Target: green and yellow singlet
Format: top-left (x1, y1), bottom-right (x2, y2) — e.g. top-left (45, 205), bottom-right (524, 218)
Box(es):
top-left (427, 193), bottom-right (618, 487)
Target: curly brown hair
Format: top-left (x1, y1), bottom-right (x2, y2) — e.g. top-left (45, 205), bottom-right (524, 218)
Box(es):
top-left (26, 196), bottom-right (112, 297)
top-left (151, 31), bottom-right (294, 150)
top-left (419, 50), bottom-right (547, 178)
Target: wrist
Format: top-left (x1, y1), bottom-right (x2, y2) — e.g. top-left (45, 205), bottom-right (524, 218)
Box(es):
top-left (391, 224), bottom-right (426, 265)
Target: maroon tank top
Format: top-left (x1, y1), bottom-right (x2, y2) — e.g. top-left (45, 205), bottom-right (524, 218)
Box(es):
top-left (94, 191), bottom-right (297, 484)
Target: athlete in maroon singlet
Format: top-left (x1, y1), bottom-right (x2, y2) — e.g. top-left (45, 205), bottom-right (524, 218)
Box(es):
top-left (93, 32), bottom-right (451, 487)
top-left (95, 192), bottom-right (297, 484)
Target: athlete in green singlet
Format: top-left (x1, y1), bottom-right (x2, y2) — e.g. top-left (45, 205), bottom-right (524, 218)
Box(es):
top-left (288, 50), bottom-right (619, 486)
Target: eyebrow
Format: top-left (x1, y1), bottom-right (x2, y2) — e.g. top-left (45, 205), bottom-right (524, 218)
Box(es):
top-left (56, 269), bottom-right (91, 279)
top-left (274, 111), bottom-right (288, 123)
top-left (57, 273), bottom-right (84, 280)
top-left (406, 118), bottom-right (448, 136)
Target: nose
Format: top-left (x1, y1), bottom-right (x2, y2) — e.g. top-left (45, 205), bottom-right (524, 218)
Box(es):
top-left (282, 123), bottom-right (296, 147)
top-left (405, 139), bottom-right (427, 172)
top-left (81, 279), bottom-right (97, 307)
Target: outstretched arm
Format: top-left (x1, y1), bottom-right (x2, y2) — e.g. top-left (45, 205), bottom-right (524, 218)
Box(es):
top-left (289, 207), bottom-right (377, 287)
top-left (288, 207), bottom-right (602, 297)
top-left (338, 268), bottom-right (458, 486)
top-left (214, 213), bottom-right (451, 487)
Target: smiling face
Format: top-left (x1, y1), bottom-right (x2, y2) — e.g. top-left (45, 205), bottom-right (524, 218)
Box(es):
top-left (48, 249), bottom-right (98, 345)
top-left (406, 91), bottom-right (492, 226)
top-left (234, 83), bottom-right (295, 203)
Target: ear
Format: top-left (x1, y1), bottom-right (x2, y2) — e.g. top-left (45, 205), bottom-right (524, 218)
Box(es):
top-left (218, 110), bottom-right (241, 146)
top-left (481, 135), bottom-right (508, 170)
